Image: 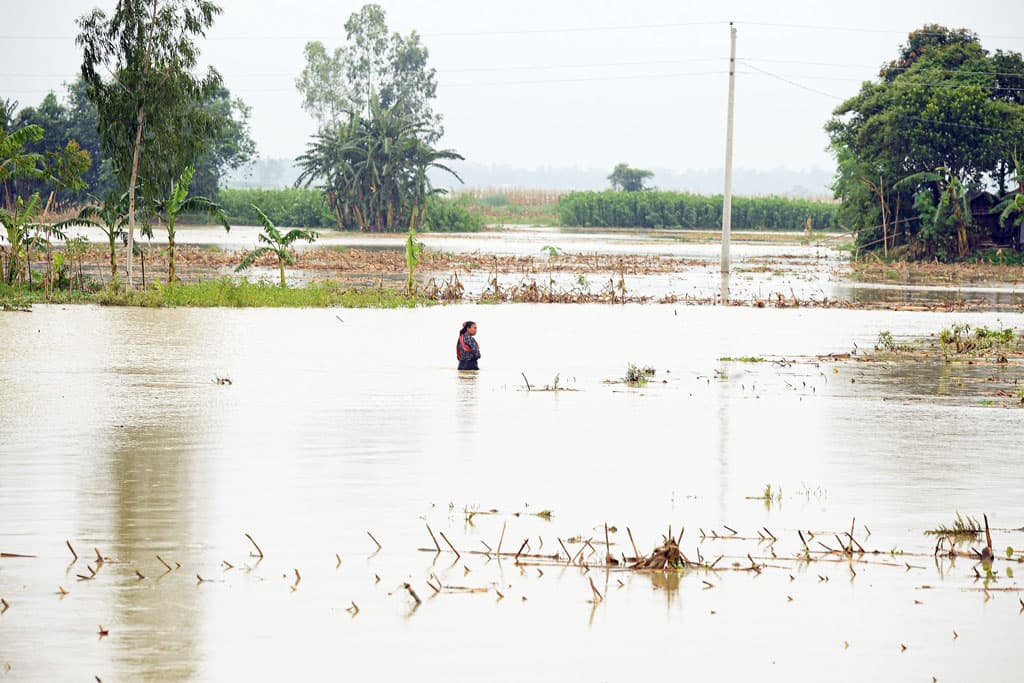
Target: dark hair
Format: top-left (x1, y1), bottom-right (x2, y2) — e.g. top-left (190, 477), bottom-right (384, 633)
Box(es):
top-left (460, 320), bottom-right (476, 335)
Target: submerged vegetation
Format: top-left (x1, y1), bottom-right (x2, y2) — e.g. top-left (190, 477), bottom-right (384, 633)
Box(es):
top-left (925, 512), bottom-right (984, 539)
top-left (624, 363), bottom-right (656, 385)
top-left (0, 278), bottom-right (429, 309)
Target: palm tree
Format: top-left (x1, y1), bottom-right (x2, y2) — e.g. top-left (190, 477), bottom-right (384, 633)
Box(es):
top-left (152, 166), bottom-right (230, 282)
top-left (235, 205), bottom-right (318, 288)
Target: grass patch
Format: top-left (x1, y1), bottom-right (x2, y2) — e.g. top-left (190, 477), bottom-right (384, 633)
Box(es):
top-left (924, 512), bottom-right (983, 539)
top-left (718, 356), bottom-right (767, 363)
top-left (1, 279), bottom-right (432, 309)
top-left (938, 322), bottom-right (1020, 356)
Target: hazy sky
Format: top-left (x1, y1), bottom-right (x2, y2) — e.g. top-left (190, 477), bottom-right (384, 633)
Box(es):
top-left (3, 0), bottom-right (1023, 174)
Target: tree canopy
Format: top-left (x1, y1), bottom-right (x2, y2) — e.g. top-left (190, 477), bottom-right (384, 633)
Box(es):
top-left (608, 163), bottom-right (654, 192)
top-left (827, 24), bottom-right (1024, 259)
top-left (295, 3), bottom-right (441, 139)
top-left (77, 0), bottom-right (226, 284)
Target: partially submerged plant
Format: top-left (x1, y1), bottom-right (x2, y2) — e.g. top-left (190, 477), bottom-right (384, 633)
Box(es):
top-left (876, 330), bottom-right (896, 352)
top-left (235, 205), bottom-right (318, 288)
top-left (624, 363), bottom-right (656, 385)
top-left (938, 323), bottom-right (1020, 357)
top-left (925, 512), bottom-right (983, 538)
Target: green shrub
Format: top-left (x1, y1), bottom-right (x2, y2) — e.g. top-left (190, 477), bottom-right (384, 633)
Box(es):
top-left (420, 195), bottom-right (484, 232)
top-left (214, 188), bottom-right (483, 233)
top-left (557, 191), bottom-right (839, 231)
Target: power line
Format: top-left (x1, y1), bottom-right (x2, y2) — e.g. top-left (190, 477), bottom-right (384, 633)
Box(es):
top-left (739, 66), bottom-right (1024, 92)
top-left (0, 20), bottom-right (729, 42)
top-left (0, 57), bottom-right (728, 79)
top-left (738, 63), bottom-right (843, 100)
top-left (734, 21), bottom-right (1024, 41)
top-left (897, 114), bottom-right (1024, 135)
top-left (741, 57), bottom-right (1024, 79)
top-left (2, 19), bottom-right (1021, 41)
top-left (0, 70), bottom-right (729, 96)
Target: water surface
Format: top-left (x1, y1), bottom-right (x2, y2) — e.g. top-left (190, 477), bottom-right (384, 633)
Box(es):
top-left (1, 304), bottom-right (1022, 681)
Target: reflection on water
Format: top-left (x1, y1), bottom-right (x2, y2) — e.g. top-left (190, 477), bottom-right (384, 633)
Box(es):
top-left (1, 304), bottom-right (1023, 681)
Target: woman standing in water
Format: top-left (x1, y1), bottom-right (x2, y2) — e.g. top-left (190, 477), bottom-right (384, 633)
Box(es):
top-left (456, 321), bottom-right (481, 370)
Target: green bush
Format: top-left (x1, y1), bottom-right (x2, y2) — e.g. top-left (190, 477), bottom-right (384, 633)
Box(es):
top-left (420, 195), bottom-right (484, 232)
top-left (216, 188), bottom-right (335, 228)
top-left (557, 191), bottom-right (840, 231)
top-left (215, 188), bottom-right (483, 232)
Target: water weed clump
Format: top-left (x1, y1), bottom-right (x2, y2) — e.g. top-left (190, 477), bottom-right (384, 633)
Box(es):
top-left (624, 363), bottom-right (656, 385)
top-left (925, 512), bottom-right (983, 538)
top-left (938, 323), bottom-right (1019, 356)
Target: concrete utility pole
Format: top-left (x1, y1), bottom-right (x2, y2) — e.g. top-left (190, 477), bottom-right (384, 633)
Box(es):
top-left (721, 22), bottom-right (737, 274)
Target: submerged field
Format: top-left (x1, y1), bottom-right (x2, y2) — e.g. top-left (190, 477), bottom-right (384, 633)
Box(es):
top-left (19, 224), bottom-right (1024, 311)
top-left (1, 303), bottom-right (1023, 682)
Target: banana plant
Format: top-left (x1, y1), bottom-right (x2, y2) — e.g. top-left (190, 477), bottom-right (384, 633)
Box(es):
top-left (235, 205), bottom-right (318, 288)
top-left (297, 96), bottom-right (463, 232)
top-left (996, 153), bottom-right (1024, 246)
top-left (57, 192), bottom-right (138, 278)
top-left (896, 166), bottom-right (973, 258)
top-left (405, 208), bottom-right (424, 295)
top-left (0, 123), bottom-right (44, 207)
top-left (152, 166), bottom-right (230, 282)
top-left (0, 193), bottom-right (42, 285)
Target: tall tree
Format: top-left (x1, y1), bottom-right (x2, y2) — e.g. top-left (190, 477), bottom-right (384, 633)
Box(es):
top-left (295, 4), bottom-right (441, 139)
top-left (827, 25), bottom-right (1024, 259)
top-left (78, 0), bottom-right (224, 286)
top-left (608, 163), bottom-right (654, 192)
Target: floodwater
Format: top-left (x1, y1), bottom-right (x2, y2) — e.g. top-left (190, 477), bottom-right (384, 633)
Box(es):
top-left (55, 224), bottom-right (1024, 307)
top-left (1, 304), bottom-right (1023, 682)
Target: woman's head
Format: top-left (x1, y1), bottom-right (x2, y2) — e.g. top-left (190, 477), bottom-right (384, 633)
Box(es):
top-left (460, 320), bottom-right (477, 336)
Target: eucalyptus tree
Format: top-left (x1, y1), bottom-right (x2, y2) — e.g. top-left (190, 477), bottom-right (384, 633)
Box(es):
top-left (235, 205), bottom-right (318, 288)
top-left (152, 166), bottom-right (229, 282)
top-left (296, 4), bottom-right (441, 139)
top-left (78, 0), bottom-right (224, 286)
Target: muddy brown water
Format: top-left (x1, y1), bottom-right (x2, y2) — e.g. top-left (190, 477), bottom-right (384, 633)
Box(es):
top-left (1, 304), bottom-right (1023, 681)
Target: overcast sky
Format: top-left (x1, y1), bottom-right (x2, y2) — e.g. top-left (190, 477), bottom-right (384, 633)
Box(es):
top-left (3, 0), bottom-right (1023, 175)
